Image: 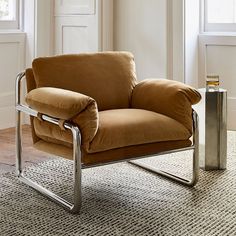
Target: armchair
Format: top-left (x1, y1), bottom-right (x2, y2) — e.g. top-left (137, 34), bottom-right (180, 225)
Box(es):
top-left (16, 52), bottom-right (201, 213)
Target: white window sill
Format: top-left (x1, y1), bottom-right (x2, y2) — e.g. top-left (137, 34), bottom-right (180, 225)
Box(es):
top-left (0, 30), bottom-right (25, 35)
top-left (199, 33), bottom-right (236, 54)
top-left (200, 32), bottom-right (236, 37)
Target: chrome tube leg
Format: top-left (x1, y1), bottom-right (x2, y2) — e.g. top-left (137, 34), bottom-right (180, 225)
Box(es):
top-left (129, 110), bottom-right (199, 187)
top-left (70, 126), bottom-right (82, 213)
top-left (16, 109), bottom-right (22, 177)
top-left (191, 110), bottom-right (199, 186)
top-left (15, 72), bottom-right (25, 176)
top-left (16, 123), bottom-right (82, 213)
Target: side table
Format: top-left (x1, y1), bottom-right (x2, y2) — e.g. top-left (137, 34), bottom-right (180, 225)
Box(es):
top-left (194, 88), bottom-right (227, 170)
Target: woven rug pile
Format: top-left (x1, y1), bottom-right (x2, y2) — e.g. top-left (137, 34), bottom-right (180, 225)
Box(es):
top-left (0, 132), bottom-right (236, 236)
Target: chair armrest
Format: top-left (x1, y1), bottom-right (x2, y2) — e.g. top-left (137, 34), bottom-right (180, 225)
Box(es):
top-left (131, 79), bottom-right (201, 132)
top-left (26, 87), bottom-right (96, 120)
top-left (26, 87), bottom-right (98, 147)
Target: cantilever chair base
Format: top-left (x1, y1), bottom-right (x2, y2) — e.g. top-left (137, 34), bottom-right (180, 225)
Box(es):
top-left (15, 72), bottom-right (199, 213)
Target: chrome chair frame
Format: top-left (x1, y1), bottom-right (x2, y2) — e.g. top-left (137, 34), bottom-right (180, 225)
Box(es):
top-left (16, 72), bottom-right (199, 214)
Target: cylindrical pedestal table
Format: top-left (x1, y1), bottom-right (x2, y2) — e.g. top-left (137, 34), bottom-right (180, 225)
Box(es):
top-left (194, 88), bottom-right (227, 170)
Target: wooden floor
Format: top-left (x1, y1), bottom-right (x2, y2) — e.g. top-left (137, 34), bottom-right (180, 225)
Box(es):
top-left (0, 125), bottom-right (51, 174)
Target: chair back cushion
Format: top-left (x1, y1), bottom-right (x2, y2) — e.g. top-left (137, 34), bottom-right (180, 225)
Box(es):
top-left (32, 52), bottom-right (137, 110)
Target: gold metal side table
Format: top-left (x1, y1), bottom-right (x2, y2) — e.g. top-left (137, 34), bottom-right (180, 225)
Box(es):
top-left (194, 88), bottom-right (227, 170)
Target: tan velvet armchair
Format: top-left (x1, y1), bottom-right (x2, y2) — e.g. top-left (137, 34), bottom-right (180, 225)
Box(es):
top-left (16, 52), bottom-right (201, 213)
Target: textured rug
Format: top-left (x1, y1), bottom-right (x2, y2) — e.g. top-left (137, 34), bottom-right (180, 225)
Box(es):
top-left (1, 132), bottom-right (236, 236)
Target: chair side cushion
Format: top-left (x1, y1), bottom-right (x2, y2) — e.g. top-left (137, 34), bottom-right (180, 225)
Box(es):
top-left (131, 79), bottom-right (201, 132)
top-left (26, 87), bottom-right (96, 120)
top-left (26, 87), bottom-right (98, 147)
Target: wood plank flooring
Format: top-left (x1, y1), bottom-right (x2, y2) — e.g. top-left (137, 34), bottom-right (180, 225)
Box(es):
top-left (0, 125), bottom-right (52, 174)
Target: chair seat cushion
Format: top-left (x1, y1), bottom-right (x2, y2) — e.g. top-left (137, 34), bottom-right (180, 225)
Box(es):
top-left (88, 109), bottom-right (191, 153)
top-left (33, 109), bottom-right (192, 154)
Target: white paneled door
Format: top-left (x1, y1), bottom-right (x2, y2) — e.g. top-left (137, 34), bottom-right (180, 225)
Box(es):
top-left (54, 0), bottom-right (113, 55)
top-left (54, 0), bottom-right (98, 54)
top-left (55, 0), bottom-right (95, 15)
top-left (54, 16), bottom-right (98, 54)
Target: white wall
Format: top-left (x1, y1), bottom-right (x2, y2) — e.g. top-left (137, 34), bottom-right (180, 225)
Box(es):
top-left (206, 45), bottom-right (236, 130)
top-left (35, 0), bottom-right (54, 57)
top-left (114, 0), bottom-right (168, 81)
top-left (24, 0), bottom-right (36, 68)
top-left (24, 0), bottom-right (54, 65)
top-left (171, 0), bottom-right (185, 82)
top-left (0, 33), bottom-right (25, 129)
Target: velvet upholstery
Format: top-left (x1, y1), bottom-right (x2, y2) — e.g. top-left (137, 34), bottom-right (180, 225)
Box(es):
top-left (26, 68), bottom-right (36, 93)
top-left (89, 109), bottom-right (191, 153)
top-left (32, 109), bottom-right (191, 154)
top-left (131, 79), bottom-right (201, 132)
top-left (26, 87), bottom-right (98, 148)
top-left (25, 68), bottom-right (39, 144)
top-left (26, 87), bottom-right (98, 121)
top-left (34, 139), bottom-right (192, 165)
top-left (25, 52), bottom-right (201, 166)
top-left (32, 52), bottom-right (137, 111)
top-left (33, 118), bottom-right (73, 148)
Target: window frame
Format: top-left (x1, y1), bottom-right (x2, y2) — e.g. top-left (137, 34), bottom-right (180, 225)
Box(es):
top-left (204, 0), bottom-right (236, 32)
top-left (0, 0), bottom-right (20, 30)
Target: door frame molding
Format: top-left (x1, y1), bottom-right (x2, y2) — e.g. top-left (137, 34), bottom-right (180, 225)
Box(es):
top-left (166, 0), bottom-right (185, 83)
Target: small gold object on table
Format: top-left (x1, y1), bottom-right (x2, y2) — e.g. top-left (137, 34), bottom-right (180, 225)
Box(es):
top-left (206, 75), bottom-right (220, 92)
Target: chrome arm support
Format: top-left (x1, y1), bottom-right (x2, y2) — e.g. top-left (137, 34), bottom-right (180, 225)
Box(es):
top-left (15, 72), bottom-right (82, 213)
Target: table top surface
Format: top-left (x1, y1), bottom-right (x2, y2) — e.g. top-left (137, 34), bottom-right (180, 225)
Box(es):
top-left (198, 88), bottom-right (227, 93)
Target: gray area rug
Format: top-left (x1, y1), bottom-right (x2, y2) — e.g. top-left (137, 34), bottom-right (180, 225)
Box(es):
top-left (1, 132), bottom-right (236, 236)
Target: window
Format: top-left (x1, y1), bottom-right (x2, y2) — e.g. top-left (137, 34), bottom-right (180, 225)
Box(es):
top-left (204, 0), bottom-right (236, 32)
top-left (0, 0), bottom-right (19, 29)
